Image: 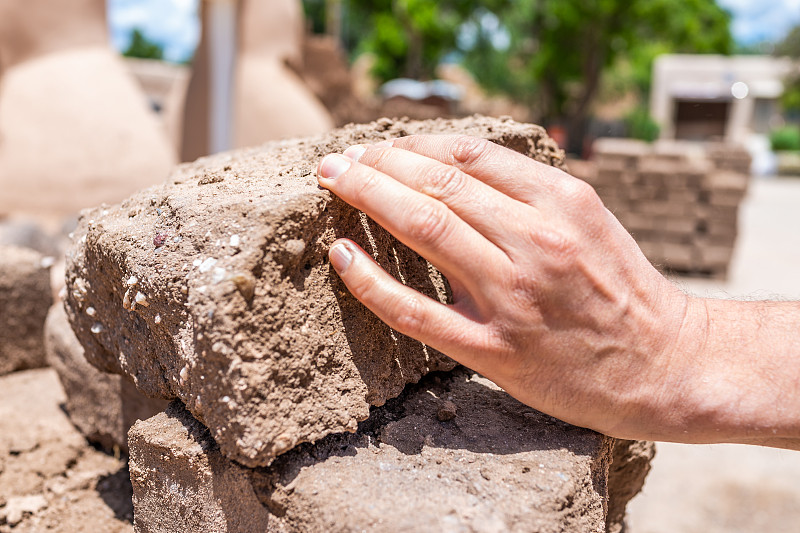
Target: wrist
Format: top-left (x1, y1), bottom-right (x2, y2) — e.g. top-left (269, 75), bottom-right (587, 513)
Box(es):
top-left (657, 298), bottom-right (800, 448)
top-left (621, 293), bottom-right (711, 442)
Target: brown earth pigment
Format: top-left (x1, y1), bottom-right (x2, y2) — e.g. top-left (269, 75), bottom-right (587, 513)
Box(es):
top-left (606, 439), bottom-right (656, 533)
top-left (44, 303), bottom-right (168, 454)
top-left (129, 368), bottom-right (645, 533)
top-left (0, 245), bottom-right (52, 376)
top-left (64, 115), bottom-right (566, 468)
top-left (0, 368), bottom-right (133, 533)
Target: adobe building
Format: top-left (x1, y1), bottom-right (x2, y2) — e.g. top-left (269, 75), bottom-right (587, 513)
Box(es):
top-left (181, 0), bottom-right (334, 161)
top-left (124, 57), bottom-right (190, 154)
top-left (0, 0), bottom-right (177, 220)
top-left (650, 54), bottom-right (794, 144)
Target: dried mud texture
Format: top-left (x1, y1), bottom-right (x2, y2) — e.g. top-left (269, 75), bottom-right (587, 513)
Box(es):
top-left (0, 245), bottom-right (52, 376)
top-left (606, 439), bottom-right (656, 533)
top-left (65, 116), bottom-right (566, 467)
top-left (44, 303), bottom-right (168, 454)
top-left (129, 369), bottom-right (634, 533)
top-left (0, 369), bottom-right (133, 533)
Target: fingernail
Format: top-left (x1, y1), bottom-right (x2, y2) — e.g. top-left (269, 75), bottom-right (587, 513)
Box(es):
top-left (329, 243), bottom-right (353, 273)
top-left (343, 144), bottom-right (367, 162)
top-left (375, 139), bottom-right (394, 148)
top-left (319, 154), bottom-right (351, 179)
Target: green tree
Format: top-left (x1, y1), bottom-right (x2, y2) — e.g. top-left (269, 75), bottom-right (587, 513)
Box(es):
top-left (304, 0), bottom-right (504, 81)
top-left (461, 0), bottom-right (732, 151)
top-left (123, 28), bottom-right (164, 61)
top-left (774, 25), bottom-right (800, 57)
top-left (303, 0), bottom-right (731, 150)
top-left (774, 25), bottom-right (800, 114)
top-left (350, 0), bottom-right (484, 81)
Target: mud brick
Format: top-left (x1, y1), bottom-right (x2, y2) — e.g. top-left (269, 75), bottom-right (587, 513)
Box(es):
top-left (129, 371), bottom-right (653, 533)
top-left (64, 116), bottom-right (567, 467)
top-left (0, 245), bottom-right (52, 376)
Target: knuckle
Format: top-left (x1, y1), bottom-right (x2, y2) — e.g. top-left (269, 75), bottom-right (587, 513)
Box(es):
top-left (519, 225), bottom-right (581, 277)
top-left (392, 294), bottom-right (425, 334)
top-left (366, 145), bottom-right (394, 169)
top-left (407, 202), bottom-right (450, 246)
top-left (395, 134), bottom-right (422, 150)
top-left (543, 234), bottom-right (581, 276)
top-left (484, 322), bottom-right (526, 366)
top-left (539, 228), bottom-right (580, 261)
top-left (450, 136), bottom-right (492, 166)
top-left (508, 272), bottom-right (542, 307)
top-left (423, 165), bottom-right (467, 200)
top-left (559, 178), bottom-right (601, 209)
top-left (347, 270), bottom-right (381, 301)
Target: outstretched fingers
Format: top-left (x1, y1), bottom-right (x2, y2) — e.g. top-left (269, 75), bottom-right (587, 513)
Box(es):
top-left (342, 143), bottom-right (534, 252)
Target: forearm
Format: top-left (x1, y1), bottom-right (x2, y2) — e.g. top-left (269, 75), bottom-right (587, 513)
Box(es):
top-left (669, 297), bottom-right (800, 448)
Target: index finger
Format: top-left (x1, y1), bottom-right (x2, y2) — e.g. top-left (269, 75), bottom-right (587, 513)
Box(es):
top-left (391, 135), bottom-right (568, 205)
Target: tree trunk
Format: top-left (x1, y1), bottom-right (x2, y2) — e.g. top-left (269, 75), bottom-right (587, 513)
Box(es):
top-left (326, 0), bottom-right (342, 41)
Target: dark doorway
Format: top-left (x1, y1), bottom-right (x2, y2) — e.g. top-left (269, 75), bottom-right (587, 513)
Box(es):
top-left (674, 99), bottom-right (730, 141)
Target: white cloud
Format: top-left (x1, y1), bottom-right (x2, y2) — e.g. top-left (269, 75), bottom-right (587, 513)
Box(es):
top-left (718, 0), bottom-right (800, 44)
top-left (107, 0), bottom-right (200, 62)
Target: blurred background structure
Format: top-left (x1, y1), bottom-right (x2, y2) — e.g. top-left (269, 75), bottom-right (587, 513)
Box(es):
top-left (0, 0), bottom-right (176, 222)
top-left (1, 0), bottom-right (800, 530)
top-left (180, 0), bottom-right (334, 160)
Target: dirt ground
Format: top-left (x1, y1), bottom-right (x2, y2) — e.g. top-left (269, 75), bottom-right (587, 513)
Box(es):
top-left (627, 176), bottom-right (800, 533)
top-left (0, 368), bottom-right (133, 532)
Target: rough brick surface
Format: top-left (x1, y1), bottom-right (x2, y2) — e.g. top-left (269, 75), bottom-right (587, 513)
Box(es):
top-left (44, 303), bottom-right (167, 453)
top-left (606, 439), bottom-right (656, 533)
top-left (128, 405), bottom-right (271, 533)
top-left (65, 116), bottom-right (566, 467)
top-left (0, 245), bottom-right (52, 375)
top-left (130, 369), bottom-right (648, 533)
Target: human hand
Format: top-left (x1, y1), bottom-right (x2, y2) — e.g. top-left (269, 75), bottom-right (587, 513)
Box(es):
top-left (316, 135), bottom-right (702, 442)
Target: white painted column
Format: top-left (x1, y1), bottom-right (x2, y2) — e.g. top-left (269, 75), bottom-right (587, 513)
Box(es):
top-left (206, 0), bottom-right (237, 154)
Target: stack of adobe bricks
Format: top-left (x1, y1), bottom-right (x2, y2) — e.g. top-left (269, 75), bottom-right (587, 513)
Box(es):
top-left (574, 139), bottom-right (751, 277)
top-left (60, 116), bottom-right (654, 532)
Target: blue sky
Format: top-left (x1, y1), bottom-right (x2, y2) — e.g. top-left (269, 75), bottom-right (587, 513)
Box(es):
top-left (108, 0), bottom-right (199, 62)
top-left (718, 0), bottom-right (800, 45)
top-left (107, 0), bottom-right (800, 63)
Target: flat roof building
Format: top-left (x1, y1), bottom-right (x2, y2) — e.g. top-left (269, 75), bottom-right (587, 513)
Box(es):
top-left (651, 54), bottom-right (796, 144)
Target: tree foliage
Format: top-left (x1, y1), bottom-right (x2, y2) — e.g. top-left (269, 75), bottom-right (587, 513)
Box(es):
top-left (303, 0), bottom-right (732, 147)
top-left (774, 25), bottom-right (800, 58)
top-left (349, 0), bottom-right (502, 81)
top-left (773, 25), bottom-right (800, 113)
top-left (462, 0), bottom-right (732, 131)
top-left (122, 28), bottom-right (164, 61)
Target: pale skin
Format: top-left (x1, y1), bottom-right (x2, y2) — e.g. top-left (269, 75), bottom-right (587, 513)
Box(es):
top-left (316, 135), bottom-right (800, 450)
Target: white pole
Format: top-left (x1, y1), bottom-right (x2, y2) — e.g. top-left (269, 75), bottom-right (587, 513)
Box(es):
top-left (206, 0), bottom-right (237, 154)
